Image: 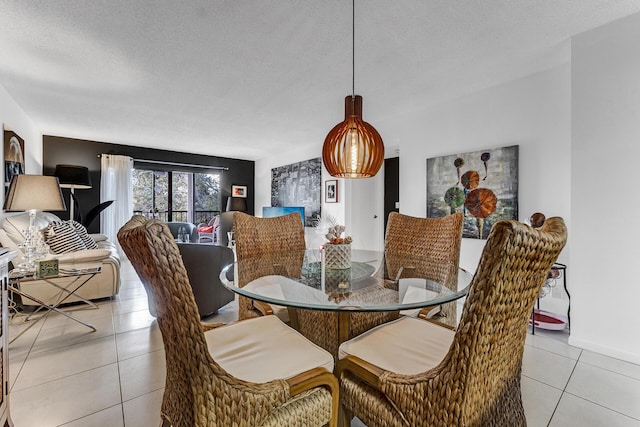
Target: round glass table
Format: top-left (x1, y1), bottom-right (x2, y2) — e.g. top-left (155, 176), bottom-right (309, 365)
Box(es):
top-left (219, 249), bottom-right (472, 313)
top-left (220, 249), bottom-right (473, 357)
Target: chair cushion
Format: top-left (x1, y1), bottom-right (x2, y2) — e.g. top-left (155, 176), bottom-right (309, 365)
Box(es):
top-left (0, 229), bottom-right (23, 258)
top-left (243, 275), bottom-right (290, 322)
top-left (54, 248), bottom-right (112, 263)
top-left (198, 225), bottom-right (214, 233)
top-left (338, 316), bottom-right (454, 375)
top-left (271, 304), bottom-right (290, 323)
top-left (205, 315), bottom-right (334, 383)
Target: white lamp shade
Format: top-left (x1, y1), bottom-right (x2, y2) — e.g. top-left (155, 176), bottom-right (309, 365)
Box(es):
top-left (3, 174), bottom-right (66, 212)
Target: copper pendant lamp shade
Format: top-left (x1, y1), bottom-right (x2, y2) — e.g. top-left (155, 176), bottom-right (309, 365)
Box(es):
top-left (323, 95), bottom-right (384, 178)
top-left (322, 0), bottom-right (384, 178)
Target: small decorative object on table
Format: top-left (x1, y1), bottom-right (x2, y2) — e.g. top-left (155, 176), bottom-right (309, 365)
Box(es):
top-left (37, 259), bottom-right (59, 278)
top-left (324, 225), bottom-right (352, 269)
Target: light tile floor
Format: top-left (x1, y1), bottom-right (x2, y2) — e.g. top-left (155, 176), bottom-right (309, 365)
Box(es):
top-left (7, 261), bottom-right (640, 427)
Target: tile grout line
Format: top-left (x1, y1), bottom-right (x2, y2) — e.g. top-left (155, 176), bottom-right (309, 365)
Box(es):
top-left (546, 348), bottom-right (583, 425)
top-left (112, 297), bottom-right (127, 427)
top-left (54, 404), bottom-right (124, 427)
top-left (556, 390), bottom-right (640, 423)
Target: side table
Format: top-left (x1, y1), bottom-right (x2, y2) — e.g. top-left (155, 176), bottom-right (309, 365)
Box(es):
top-left (8, 265), bottom-right (102, 344)
top-left (530, 262), bottom-right (568, 335)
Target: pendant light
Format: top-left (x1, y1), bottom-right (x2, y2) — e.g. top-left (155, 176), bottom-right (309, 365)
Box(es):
top-left (322, 0), bottom-right (384, 178)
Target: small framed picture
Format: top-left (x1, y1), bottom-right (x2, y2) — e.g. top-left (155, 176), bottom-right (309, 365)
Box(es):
top-left (37, 259), bottom-right (59, 278)
top-left (4, 129), bottom-right (25, 188)
top-left (325, 180), bottom-right (338, 203)
top-left (231, 185), bottom-right (247, 198)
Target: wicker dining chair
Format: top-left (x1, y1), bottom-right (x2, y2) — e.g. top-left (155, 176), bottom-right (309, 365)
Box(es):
top-left (118, 215), bottom-right (338, 427)
top-left (233, 211), bottom-right (306, 321)
top-left (336, 216), bottom-right (567, 427)
top-left (384, 212), bottom-right (463, 326)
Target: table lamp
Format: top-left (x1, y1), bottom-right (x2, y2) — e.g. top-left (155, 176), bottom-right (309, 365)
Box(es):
top-left (3, 174), bottom-right (66, 270)
top-left (226, 197), bottom-right (247, 212)
top-left (54, 164), bottom-right (92, 222)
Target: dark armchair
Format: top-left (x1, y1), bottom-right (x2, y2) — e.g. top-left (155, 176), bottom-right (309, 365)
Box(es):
top-left (177, 243), bottom-right (235, 318)
top-left (144, 239), bottom-right (235, 318)
top-left (166, 221), bottom-right (199, 243)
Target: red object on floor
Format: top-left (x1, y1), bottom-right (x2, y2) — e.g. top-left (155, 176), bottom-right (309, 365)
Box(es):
top-left (529, 309), bottom-right (567, 330)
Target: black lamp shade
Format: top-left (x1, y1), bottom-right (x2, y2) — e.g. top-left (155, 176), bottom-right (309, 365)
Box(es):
top-left (54, 164), bottom-right (92, 189)
top-left (226, 197), bottom-right (247, 212)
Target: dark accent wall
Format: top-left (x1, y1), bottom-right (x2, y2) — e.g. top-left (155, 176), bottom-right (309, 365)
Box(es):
top-left (43, 136), bottom-right (255, 233)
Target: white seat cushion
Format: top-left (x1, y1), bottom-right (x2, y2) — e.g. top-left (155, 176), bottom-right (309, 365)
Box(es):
top-left (205, 315), bottom-right (334, 383)
top-left (398, 278), bottom-right (441, 317)
top-left (272, 304), bottom-right (290, 323)
top-left (242, 277), bottom-right (290, 322)
top-left (338, 316), bottom-right (454, 375)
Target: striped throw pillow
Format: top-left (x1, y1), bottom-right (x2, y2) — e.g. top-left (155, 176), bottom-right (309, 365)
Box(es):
top-left (70, 220), bottom-right (98, 249)
top-left (44, 221), bottom-right (87, 254)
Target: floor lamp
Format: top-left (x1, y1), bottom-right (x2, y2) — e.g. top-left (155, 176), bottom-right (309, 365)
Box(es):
top-left (3, 174), bottom-right (66, 270)
top-left (54, 165), bottom-right (92, 222)
top-left (222, 197), bottom-right (247, 247)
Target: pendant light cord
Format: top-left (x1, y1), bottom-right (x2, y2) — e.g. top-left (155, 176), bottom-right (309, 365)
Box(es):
top-left (352, 0), bottom-right (355, 97)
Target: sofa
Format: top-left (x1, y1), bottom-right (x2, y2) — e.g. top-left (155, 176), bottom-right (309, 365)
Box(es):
top-left (0, 212), bottom-right (121, 306)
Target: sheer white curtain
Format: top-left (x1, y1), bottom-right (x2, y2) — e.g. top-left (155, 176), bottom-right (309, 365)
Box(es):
top-left (100, 154), bottom-right (133, 258)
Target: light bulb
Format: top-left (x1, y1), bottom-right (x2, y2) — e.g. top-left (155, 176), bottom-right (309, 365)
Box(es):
top-left (350, 128), bottom-right (358, 172)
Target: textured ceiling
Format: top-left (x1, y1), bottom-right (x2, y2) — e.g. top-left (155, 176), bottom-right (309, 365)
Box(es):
top-left (1, 0), bottom-right (639, 160)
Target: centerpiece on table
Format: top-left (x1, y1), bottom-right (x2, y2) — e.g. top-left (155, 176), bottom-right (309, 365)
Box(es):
top-left (324, 225), bottom-right (352, 270)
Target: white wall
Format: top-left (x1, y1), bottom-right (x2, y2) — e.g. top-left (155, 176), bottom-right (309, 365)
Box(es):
top-left (255, 141), bottom-right (386, 252)
top-left (255, 60), bottom-right (574, 324)
top-left (255, 144), bottom-right (347, 250)
top-left (389, 60), bottom-right (572, 278)
top-left (0, 85), bottom-right (43, 174)
top-left (0, 84), bottom-right (43, 220)
top-left (571, 12), bottom-right (640, 363)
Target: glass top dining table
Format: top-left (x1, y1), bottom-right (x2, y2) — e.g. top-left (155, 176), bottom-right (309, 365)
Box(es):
top-left (219, 249), bottom-right (473, 313)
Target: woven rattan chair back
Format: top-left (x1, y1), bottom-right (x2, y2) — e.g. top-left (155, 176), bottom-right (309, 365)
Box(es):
top-left (384, 212), bottom-right (463, 324)
top-left (233, 211), bottom-right (306, 320)
top-left (342, 217), bottom-right (567, 426)
top-left (118, 215), bottom-right (308, 426)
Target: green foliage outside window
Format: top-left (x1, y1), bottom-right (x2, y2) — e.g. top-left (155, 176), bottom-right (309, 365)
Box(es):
top-left (133, 169), bottom-right (220, 223)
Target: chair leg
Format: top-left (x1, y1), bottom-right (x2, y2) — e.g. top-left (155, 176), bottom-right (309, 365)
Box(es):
top-left (339, 404), bottom-right (353, 427)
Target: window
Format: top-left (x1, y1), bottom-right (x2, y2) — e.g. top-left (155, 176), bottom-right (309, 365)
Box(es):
top-left (133, 168), bottom-right (220, 224)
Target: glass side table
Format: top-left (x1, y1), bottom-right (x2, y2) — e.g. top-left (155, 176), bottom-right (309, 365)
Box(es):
top-left (8, 266), bottom-right (102, 344)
